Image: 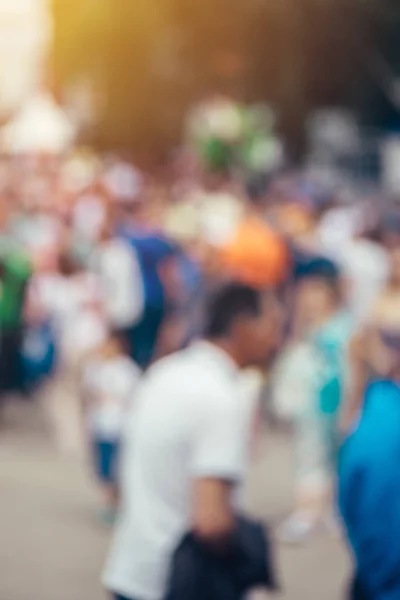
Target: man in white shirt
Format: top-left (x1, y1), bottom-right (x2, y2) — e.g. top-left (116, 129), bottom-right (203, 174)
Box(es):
top-left (103, 283), bottom-right (282, 600)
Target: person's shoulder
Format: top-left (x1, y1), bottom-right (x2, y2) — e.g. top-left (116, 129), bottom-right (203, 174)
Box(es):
top-left (144, 347), bottom-right (230, 397)
top-left (145, 348), bottom-right (203, 381)
top-left (350, 240), bottom-right (388, 264)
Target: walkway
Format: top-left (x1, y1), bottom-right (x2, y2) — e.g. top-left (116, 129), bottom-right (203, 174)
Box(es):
top-left (0, 398), bottom-right (348, 600)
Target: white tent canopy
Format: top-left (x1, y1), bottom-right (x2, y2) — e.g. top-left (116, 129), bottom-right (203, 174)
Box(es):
top-left (1, 91), bottom-right (76, 154)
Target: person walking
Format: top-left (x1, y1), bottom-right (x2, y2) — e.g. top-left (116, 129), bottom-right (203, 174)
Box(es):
top-left (103, 282), bottom-right (282, 600)
top-left (273, 260), bottom-right (352, 543)
top-left (339, 358), bottom-right (400, 600)
top-left (81, 331), bottom-right (141, 523)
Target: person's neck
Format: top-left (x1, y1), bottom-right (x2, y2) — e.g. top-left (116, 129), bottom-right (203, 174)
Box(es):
top-left (310, 306), bottom-right (339, 330)
top-left (207, 338), bottom-right (244, 369)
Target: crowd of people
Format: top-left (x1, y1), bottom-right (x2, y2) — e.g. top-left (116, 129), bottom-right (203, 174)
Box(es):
top-left (1, 139), bottom-right (400, 599)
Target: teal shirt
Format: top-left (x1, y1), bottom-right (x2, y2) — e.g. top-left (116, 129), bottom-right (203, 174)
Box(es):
top-left (312, 311), bottom-right (353, 415)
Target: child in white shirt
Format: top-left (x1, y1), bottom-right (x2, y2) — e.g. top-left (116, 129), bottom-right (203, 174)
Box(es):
top-left (81, 332), bottom-right (141, 522)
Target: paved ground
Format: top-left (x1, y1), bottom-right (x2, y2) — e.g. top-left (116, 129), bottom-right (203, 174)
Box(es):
top-left (0, 398), bottom-right (349, 600)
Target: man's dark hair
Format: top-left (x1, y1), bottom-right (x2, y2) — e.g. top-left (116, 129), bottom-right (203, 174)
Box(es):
top-left (204, 282), bottom-right (263, 339)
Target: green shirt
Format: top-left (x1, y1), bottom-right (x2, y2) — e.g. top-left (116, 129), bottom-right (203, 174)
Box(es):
top-left (0, 235), bottom-right (31, 330)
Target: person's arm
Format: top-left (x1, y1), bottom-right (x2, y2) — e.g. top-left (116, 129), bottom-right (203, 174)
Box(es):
top-left (341, 295), bottom-right (394, 434)
top-left (340, 330), bottom-right (368, 434)
top-left (190, 394), bottom-right (246, 544)
top-left (192, 478), bottom-right (235, 543)
top-left (152, 313), bottom-right (187, 362)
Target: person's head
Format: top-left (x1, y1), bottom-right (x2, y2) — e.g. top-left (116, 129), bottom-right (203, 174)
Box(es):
top-left (295, 260), bottom-right (342, 328)
top-left (204, 282), bottom-right (282, 369)
top-left (277, 202), bottom-right (315, 239)
top-left (58, 251), bottom-right (82, 277)
top-left (245, 174), bottom-right (269, 209)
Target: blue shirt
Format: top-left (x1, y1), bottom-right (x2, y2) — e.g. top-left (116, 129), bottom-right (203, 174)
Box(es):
top-left (339, 380), bottom-right (400, 600)
top-left (118, 226), bottom-right (175, 311)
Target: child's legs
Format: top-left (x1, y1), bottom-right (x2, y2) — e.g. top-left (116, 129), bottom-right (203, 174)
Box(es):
top-left (93, 439), bottom-right (121, 506)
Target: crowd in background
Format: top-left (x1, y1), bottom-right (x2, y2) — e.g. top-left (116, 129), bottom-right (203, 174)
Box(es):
top-left (1, 102), bottom-right (400, 556)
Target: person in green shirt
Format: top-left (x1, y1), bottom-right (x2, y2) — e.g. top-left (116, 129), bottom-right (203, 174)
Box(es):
top-left (0, 241), bottom-right (31, 394)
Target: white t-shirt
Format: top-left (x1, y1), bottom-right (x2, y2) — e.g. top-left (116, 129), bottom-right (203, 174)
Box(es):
top-left (82, 356), bottom-right (141, 440)
top-left (73, 194), bottom-right (106, 242)
top-left (28, 272), bottom-right (107, 360)
top-left (94, 239), bottom-right (144, 329)
top-left (103, 341), bottom-right (253, 600)
top-left (339, 239), bottom-right (390, 325)
top-left (318, 206), bottom-right (361, 256)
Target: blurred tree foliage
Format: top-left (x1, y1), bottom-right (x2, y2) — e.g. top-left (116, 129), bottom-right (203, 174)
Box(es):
top-left (51, 0), bottom-right (400, 157)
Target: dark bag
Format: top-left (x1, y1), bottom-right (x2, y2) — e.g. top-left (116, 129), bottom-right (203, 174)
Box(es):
top-left (164, 516), bottom-right (278, 600)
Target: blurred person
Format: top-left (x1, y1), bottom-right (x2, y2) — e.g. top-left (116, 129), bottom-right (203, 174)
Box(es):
top-left (220, 180), bottom-right (289, 289)
top-left (197, 173), bottom-right (244, 248)
top-left (342, 240), bottom-right (400, 431)
top-left (276, 180), bottom-right (358, 265)
top-left (103, 283), bottom-right (282, 600)
top-left (163, 185), bottom-right (208, 347)
top-left (166, 168), bottom-right (244, 248)
top-left (71, 179), bottom-right (109, 258)
top-left (276, 200), bottom-right (314, 245)
top-left (33, 251), bottom-right (107, 454)
top-left (317, 197), bottom-right (362, 257)
top-left (92, 215), bottom-right (144, 360)
top-left (342, 226), bottom-right (400, 431)
top-left (103, 157), bottom-right (142, 204)
top-left (22, 248), bottom-right (61, 393)
top-left (338, 221), bottom-right (389, 326)
top-left (11, 185), bottom-right (65, 270)
top-left (339, 349), bottom-right (400, 600)
top-left (131, 238), bottom-right (184, 368)
top-left (152, 246), bottom-right (193, 359)
top-left (273, 260), bottom-right (352, 543)
top-left (117, 200), bottom-right (185, 369)
top-left (81, 332), bottom-right (141, 524)
top-left (0, 201), bottom-right (32, 395)
top-left (280, 185), bottom-right (331, 259)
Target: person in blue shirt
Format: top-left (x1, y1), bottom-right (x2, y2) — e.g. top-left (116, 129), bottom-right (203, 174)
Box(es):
top-left (117, 202), bottom-right (199, 368)
top-left (339, 332), bottom-right (400, 600)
